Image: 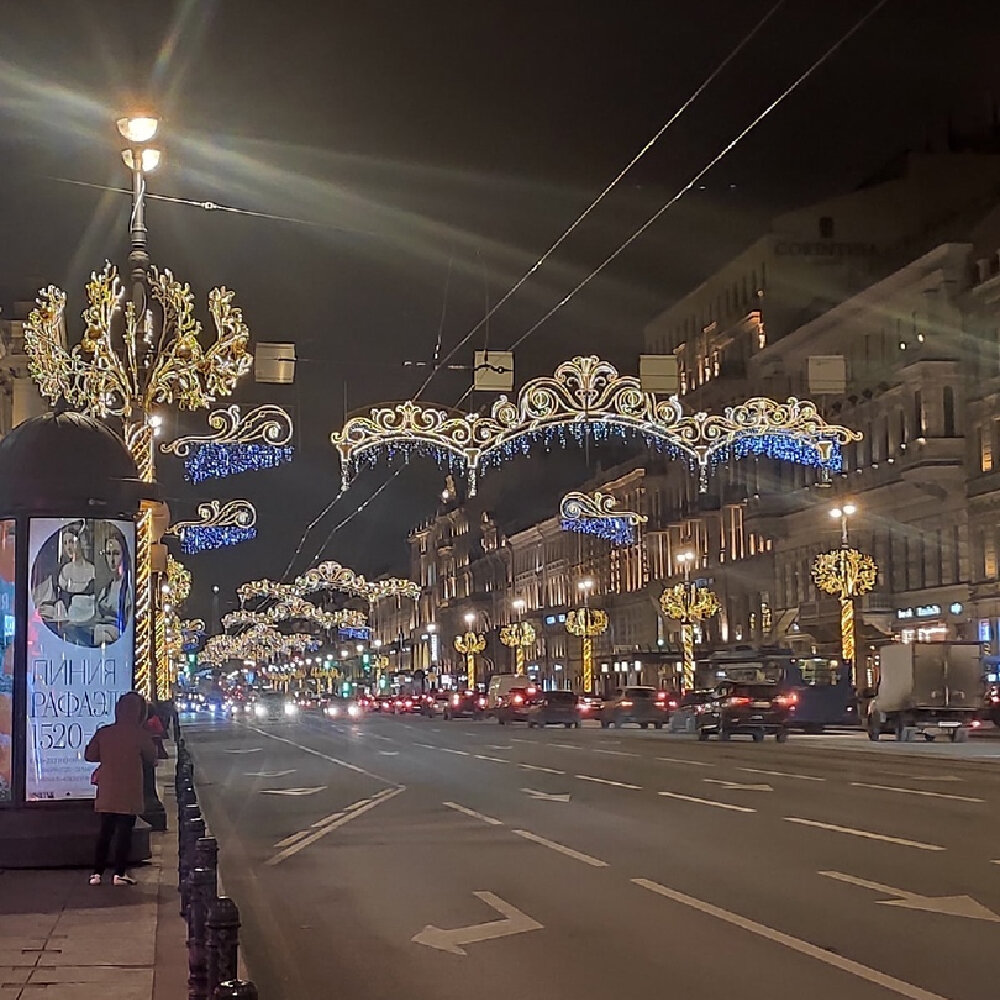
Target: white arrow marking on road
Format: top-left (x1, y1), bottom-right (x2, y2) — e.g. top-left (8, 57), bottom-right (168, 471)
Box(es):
top-left (224, 748), bottom-right (262, 754)
top-left (704, 778), bottom-right (773, 792)
top-left (521, 787), bottom-right (571, 802)
top-left (819, 871), bottom-right (1000, 922)
top-left (411, 891), bottom-right (542, 955)
top-left (261, 786), bottom-right (326, 797)
top-left (244, 769), bottom-right (295, 777)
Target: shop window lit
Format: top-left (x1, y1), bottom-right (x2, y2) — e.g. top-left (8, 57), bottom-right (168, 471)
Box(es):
top-left (985, 425), bottom-right (996, 473)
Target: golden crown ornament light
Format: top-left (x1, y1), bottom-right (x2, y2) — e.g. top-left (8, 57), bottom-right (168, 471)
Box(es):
top-left (454, 629), bottom-right (486, 690)
top-left (566, 607), bottom-right (608, 695)
top-left (499, 621), bottom-right (536, 676)
top-left (660, 575), bottom-right (720, 692)
top-left (23, 115), bottom-right (253, 699)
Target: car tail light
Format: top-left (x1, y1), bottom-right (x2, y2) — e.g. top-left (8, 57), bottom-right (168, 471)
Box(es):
top-left (527, 686), bottom-right (537, 696)
top-left (620, 700), bottom-right (633, 708)
top-left (579, 703), bottom-right (590, 712)
top-left (991, 695), bottom-right (999, 704)
top-left (775, 693), bottom-right (798, 707)
top-left (656, 691), bottom-right (667, 700)
top-left (728, 696), bottom-right (751, 707)
top-left (668, 700), bottom-right (678, 709)
top-left (973, 719), bottom-right (982, 728)
top-left (451, 694), bottom-right (460, 706)
top-left (513, 694), bottom-right (524, 705)
top-left (478, 697), bottom-right (487, 707)
top-left (404, 699), bottom-right (413, 708)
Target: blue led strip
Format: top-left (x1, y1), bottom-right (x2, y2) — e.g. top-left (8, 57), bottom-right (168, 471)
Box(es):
top-left (338, 626), bottom-right (372, 641)
top-left (560, 516), bottom-right (635, 546)
top-left (180, 525), bottom-right (258, 555)
top-left (184, 442), bottom-right (294, 483)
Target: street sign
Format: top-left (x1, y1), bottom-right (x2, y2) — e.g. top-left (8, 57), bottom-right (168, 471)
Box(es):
top-left (639, 354), bottom-right (679, 393)
top-left (473, 351), bottom-right (514, 392)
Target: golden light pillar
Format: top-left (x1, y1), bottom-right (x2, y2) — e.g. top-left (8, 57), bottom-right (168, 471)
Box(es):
top-left (500, 621), bottom-right (536, 676)
top-left (659, 553), bottom-right (720, 692)
top-left (811, 503), bottom-right (878, 685)
top-left (23, 114), bottom-right (252, 698)
top-left (454, 622), bottom-right (486, 690)
top-left (566, 607), bottom-right (608, 695)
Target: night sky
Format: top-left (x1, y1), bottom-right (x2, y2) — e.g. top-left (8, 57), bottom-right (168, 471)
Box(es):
top-left (1, 0), bottom-right (998, 624)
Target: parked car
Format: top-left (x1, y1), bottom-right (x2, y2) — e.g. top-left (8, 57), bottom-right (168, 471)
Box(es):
top-left (496, 685), bottom-right (539, 724)
top-left (526, 690), bottom-right (581, 728)
top-left (444, 689), bottom-right (488, 719)
top-left (601, 687), bottom-right (669, 729)
top-left (697, 682), bottom-right (793, 741)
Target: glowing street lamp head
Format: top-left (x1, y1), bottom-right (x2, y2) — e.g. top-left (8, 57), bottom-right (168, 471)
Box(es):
top-left (677, 551), bottom-right (695, 565)
top-left (842, 502), bottom-right (858, 516)
top-left (464, 612), bottom-right (475, 627)
top-left (426, 623), bottom-right (437, 633)
top-left (577, 578), bottom-right (594, 593)
top-left (117, 115), bottom-right (159, 144)
top-left (512, 599), bottom-right (526, 613)
top-left (121, 147), bottom-right (161, 172)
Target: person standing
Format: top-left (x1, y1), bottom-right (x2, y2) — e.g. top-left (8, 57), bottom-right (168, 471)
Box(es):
top-left (84, 691), bottom-right (156, 886)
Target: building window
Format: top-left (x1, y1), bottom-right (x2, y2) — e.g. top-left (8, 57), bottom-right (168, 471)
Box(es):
top-left (914, 391), bottom-right (924, 437)
top-left (943, 386), bottom-right (956, 437)
top-left (819, 216), bottom-right (834, 239)
top-left (981, 425), bottom-right (993, 472)
top-left (985, 531), bottom-right (997, 581)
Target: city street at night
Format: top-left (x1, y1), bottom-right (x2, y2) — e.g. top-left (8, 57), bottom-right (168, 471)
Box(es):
top-left (187, 713), bottom-right (1000, 1000)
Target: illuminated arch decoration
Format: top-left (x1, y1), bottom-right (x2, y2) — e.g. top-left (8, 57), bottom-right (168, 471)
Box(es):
top-left (559, 490), bottom-right (647, 546)
top-left (162, 403), bottom-right (294, 482)
top-left (200, 625), bottom-right (321, 667)
top-left (237, 562), bottom-right (420, 606)
top-left (166, 499), bottom-right (257, 554)
top-left (332, 355), bottom-right (860, 495)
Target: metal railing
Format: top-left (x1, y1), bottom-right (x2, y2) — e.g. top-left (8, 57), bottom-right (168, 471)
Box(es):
top-left (175, 740), bottom-right (260, 1000)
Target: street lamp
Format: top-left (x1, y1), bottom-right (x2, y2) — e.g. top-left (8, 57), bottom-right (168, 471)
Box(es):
top-left (813, 501), bottom-right (877, 684)
top-left (501, 597), bottom-right (536, 677)
top-left (566, 578), bottom-right (605, 695)
top-left (24, 113), bottom-right (253, 699)
top-left (455, 612), bottom-right (486, 690)
top-left (660, 550), bottom-right (719, 692)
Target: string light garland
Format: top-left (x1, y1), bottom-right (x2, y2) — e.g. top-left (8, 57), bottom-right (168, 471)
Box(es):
top-left (166, 499), bottom-right (258, 554)
top-left (162, 403), bottom-right (294, 482)
top-left (559, 490), bottom-right (647, 546)
top-left (332, 356), bottom-right (860, 496)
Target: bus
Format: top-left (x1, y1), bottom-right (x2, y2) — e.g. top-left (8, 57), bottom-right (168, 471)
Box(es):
top-left (695, 645), bottom-right (856, 732)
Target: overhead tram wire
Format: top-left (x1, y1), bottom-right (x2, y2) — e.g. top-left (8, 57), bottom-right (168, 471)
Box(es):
top-left (286, 0), bottom-right (891, 571)
top-left (411, 0), bottom-right (787, 402)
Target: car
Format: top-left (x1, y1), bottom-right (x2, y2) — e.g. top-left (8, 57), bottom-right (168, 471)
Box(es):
top-left (601, 687), bottom-right (670, 729)
top-left (394, 694), bottom-right (422, 715)
top-left (577, 694), bottom-right (605, 720)
top-left (496, 685), bottom-right (540, 724)
top-left (322, 697), bottom-right (361, 720)
top-left (251, 692), bottom-right (299, 723)
top-left (525, 690), bottom-right (581, 728)
top-left (696, 682), bottom-right (794, 742)
top-left (443, 689), bottom-right (488, 719)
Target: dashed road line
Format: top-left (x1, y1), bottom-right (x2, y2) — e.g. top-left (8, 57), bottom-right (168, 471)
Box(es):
top-left (785, 817), bottom-right (945, 852)
top-left (247, 727), bottom-right (397, 785)
top-left (474, 754), bottom-right (510, 763)
top-left (658, 790), bottom-right (756, 813)
top-left (519, 763), bottom-right (565, 775)
top-left (657, 756), bottom-right (713, 767)
top-left (576, 774), bottom-right (640, 790)
top-left (591, 748), bottom-right (637, 757)
top-left (441, 748), bottom-right (470, 756)
top-left (513, 829), bottom-right (608, 867)
top-left (414, 742), bottom-right (437, 750)
top-left (849, 781), bottom-right (984, 804)
top-left (739, 767), bottom-right (824, 782)
top-left (443, 801), bottom-right (503, 826)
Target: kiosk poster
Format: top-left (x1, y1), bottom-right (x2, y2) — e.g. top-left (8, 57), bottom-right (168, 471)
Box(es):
top-left (0, 520), bottom-right (14, 802)
top-left (25, 517), bottom-right (135, 801)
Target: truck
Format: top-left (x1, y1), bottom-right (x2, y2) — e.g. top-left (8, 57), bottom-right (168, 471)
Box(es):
top-left (865, 642), bottom-right (982, 743)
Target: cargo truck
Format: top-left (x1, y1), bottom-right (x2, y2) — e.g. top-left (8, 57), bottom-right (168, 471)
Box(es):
top-left (865, 642), bottom-right (981, 742)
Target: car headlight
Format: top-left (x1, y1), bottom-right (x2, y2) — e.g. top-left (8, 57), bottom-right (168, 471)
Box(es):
top-left (284, 703), bottom-right (298, 715)
top-left (348, 704), bottom-right (361, 718)
top-left (255, 705), bottom-right (267, 718)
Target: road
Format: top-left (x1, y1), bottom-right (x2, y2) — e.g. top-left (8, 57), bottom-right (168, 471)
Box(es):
top-left (184, 712), bottom-right (1000, 1000)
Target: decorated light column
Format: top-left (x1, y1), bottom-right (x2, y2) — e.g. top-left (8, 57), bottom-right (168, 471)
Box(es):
top-left (23, 114), bottom-right (253, 698)
top-left (500, 599), bottom-right (535, 676)
top-left (455, 612), bottom-right (486, 690)
top-left (566, 579), bottom-right (608, 694)
top-left (811, 502), bottom-right (877, 685)
top-left (659, 552), bottom-right (720, 692)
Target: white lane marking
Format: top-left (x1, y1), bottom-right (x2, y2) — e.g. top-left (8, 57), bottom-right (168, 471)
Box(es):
top-left (474, 754), bottom-right (509, 763)
top-left (412, 891), bottom-right (543, 955)
top-left (739, 767), bottom-right (824, 782)
top-left (488, 745), bottom-right (513, 750)
top-left (704, 779), bottom-right (773, 792)
top-left (415, 742), bottom-right (437, 750)
top-left (266, 787), bottom-right (404, 865)
top-left (552, 743), bottom-right (583, 751)
top-left (818, 871), bottom-right (1000, 922)
top-left (591, 748), bottom-right (637, 757)
top-left (443, 801), bottom-right (503, 826)
top-left (379, 751), bottom-right (399, 756)
top-left (576, 774), bottom-right (640, 790)
top-left (244, 769), bottom-right (295, 777)
top-left (511, 738), bottom-right (533, 743)
top-left (658, 790), bottom-right (756, 813)
top-left (634, 879), bottom-right (949, 1000)
top-left (849, 781), bottom-right (984, 804)
top-left (513, 829), bottom-right (608, 867)
top-left (521, 787), bottom-right (571, 802)
top-left (247, 727), bottom-right (397, 786)
top-left (431, 728), bottom-right (441, 733)
top-left (519, 763), bottom-right (565, 775)
top-left (657, 756), bottom-right (713, 767)
top-left (223, 747), bottom-right (262, 754)
top-left (368, 733), bottom-right (392, 742)
top-left (464, 732), bottom-right (478, 737)
top-left (785, 818), bottom-right (944, 852)
top-left (261, 786), bottom-right (325, 797)
top-left (274, 794), bottom-right (380, 847)
top-left (441, 748), bottom-right (470, 756)
top-left (905, 774), bottom-right (961, 783)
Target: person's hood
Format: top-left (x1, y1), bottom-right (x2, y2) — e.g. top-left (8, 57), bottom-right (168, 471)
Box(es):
top-left (115, 691), bottom-right (145, 724)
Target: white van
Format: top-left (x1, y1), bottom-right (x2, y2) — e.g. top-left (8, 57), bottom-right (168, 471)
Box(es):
top-left (487, 674), bottom-right (531, 711)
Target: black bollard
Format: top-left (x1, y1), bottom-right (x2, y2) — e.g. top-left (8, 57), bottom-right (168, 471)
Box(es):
top-left (178, 802), bottom-right (201, 880)
top-left (195, 837), bottom-right (219, 900)
top-left (206, 897), bottom-right (241, 993)
top-left (213, 983), bottom-right (257, 1000)
top-left (180, 815), bottom-right (205, 914)
top-left (187, 866), bottom-right (215, 1000)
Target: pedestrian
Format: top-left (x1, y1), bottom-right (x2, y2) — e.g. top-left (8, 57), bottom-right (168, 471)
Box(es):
top-left (84, 691), bottom-right (156, 886)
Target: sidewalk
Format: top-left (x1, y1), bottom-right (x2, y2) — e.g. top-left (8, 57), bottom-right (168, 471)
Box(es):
top-left (0, 752), bottom-right (188, 1000)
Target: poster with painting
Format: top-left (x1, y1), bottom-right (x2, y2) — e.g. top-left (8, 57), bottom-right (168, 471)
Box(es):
top-left (25, 517), bottom-right (135, 801)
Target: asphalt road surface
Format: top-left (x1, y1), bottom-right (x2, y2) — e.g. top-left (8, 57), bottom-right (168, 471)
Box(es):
top-left (183, 713), bottom-right (1000, 1000)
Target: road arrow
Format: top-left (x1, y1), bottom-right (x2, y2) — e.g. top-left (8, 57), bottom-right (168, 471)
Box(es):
top-left (412, 891), bottom-right (542, 955)
top-left (704, 779), bottom-right (773, 792)
top-left (261, 786), bottom-right (326, 797)
top-left (245, 769), bottom-right (295, 777)
top-left (521, 787), bottom-right (571, 803)
top-left (819, 871), bottom-right (1000, 922)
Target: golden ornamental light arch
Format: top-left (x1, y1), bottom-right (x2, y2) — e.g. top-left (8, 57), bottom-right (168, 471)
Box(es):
top-left (331, 355), bottom-right (861, 495)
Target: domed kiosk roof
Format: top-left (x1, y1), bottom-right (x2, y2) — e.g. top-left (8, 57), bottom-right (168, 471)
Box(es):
top-left (0, 410), bottom-right (154, 514)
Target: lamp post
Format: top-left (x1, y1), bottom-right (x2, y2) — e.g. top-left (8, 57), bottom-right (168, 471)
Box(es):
top-left (454, 612), bottom-right (486, 690)
top-left (659, 551), bottom-right (719, 693)
top-left (566, 579), bottom-right (607, 695)
top-left (811, 502), bottom-right (877, 685)
top-left (24, 113), bottom-right (253, 699)
top-left (500, 599), bottom-right (535, 676)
